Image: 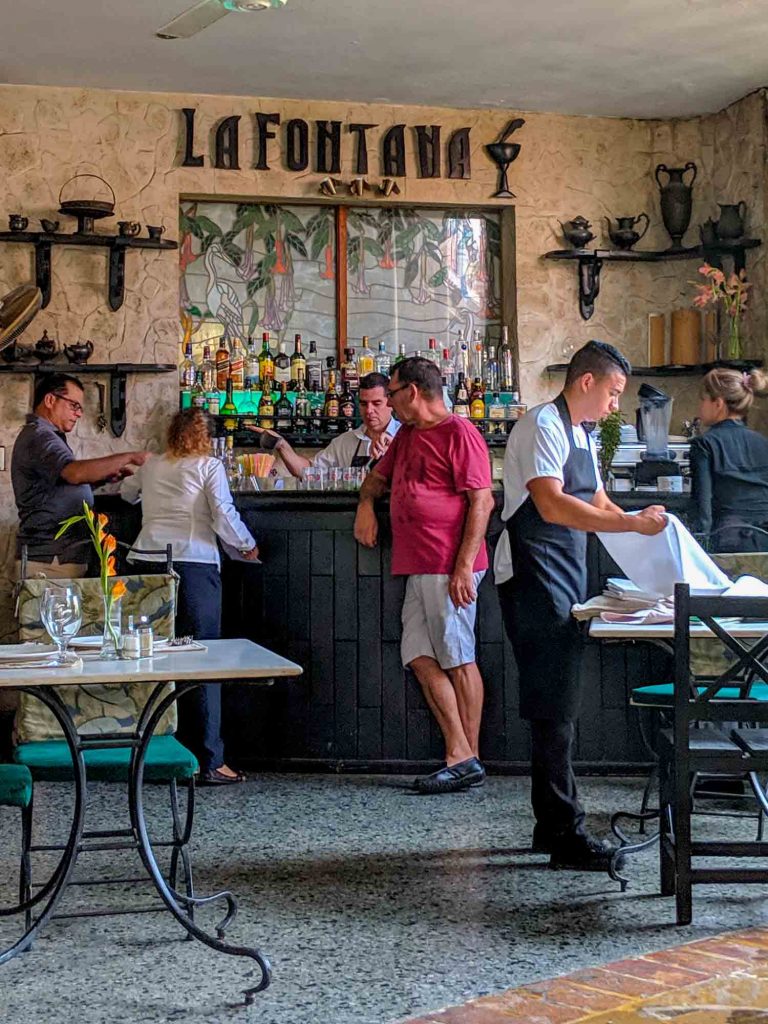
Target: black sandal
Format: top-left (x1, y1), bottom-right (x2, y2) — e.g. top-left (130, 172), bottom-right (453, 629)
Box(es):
top-left (200, 767), bottom-right (248, 786)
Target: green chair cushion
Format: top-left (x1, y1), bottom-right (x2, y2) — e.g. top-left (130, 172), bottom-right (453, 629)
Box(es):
top-left (14, 735), bottom-right (198, 782)
top-left (0, 763), bottom-right (33, 808)
top-left (632, 681), bottom-right (768, 707)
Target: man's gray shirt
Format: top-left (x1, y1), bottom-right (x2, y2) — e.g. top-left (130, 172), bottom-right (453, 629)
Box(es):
top-left (12, 414), bottom-right (93, 562)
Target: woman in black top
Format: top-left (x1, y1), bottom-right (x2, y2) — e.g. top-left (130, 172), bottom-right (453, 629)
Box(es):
top-left (690, 367), bottom-right (768, 551)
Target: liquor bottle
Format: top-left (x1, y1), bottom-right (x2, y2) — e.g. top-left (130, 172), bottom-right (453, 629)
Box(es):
top-left (393, 343), bottom-right (406, 365)
top-left (339, 378), bottom-right (356, 429)
top-left (293, 380), bottom-right (310, 434)
top-left (221, 374), bottom-right (238, 417)
top-left (258, 332), bottom-right (274, 387)
top-left (275, 382), bottom-right (293, 433)
top-left (470, 377), bottom-right (486, 426)
top-left (274, 341), bottom-right (291, 386)
top-left (306, 340), bottom-right (323, 390)
top-left (471, 330), bottom-right (485, 382)
top-left (425, 338), bottom-right (440, 365)
top-left (290, 333), bottom-right (307, 388)
top-left (245, 337), bottom-right (260, 390)
top-left (357, 336), bottom-right (375, 376)
top-left (200, 345), bottom-right (216, 391)
top-left (258, 384), bottom-right (275, 430)
top-left (455, 332), bottom-right (470, 381)
top-left (308, 382), bottom-right (324, 432)
top-left (498, 325), bottom-right (515, 392)
top-left (206, 386), bottom-right (220, 416)
top-left (224, 434), bottom-right (238, 487)
top-left (485, 341), bottom-right (501, 394)
top-left (375, 341), bottom-right (391, 375)
top-left (229, 337), bottom-right (245, 389)
top-left (488, 391), bottom-right (506, 435)
top-left (190, 370), bottom-right (207, 409)
top-left (179, 342), bottom-right (196, 391)
top-left (322, 356), bottom-right (336, 391)
top-left (441, 347), bottom-right (456, 391)
top-left (453, 374), bottom-right (470, 418)
top-left (240, 382), bottom-right (257, 415)
top-left (341, 348), bottom-right (359, 393)
top-left (324, 370), bottom-right (340, 433)
top-left (215, 338), bottom-right (230, 391)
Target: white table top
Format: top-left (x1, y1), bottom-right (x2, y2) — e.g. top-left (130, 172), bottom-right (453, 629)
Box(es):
top-left (589, 620), bottom-right (768, 640)
top-left (0, 639), bottom-right (302, 689)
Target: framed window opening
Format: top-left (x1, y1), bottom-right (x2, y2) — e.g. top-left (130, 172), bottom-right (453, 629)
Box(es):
top-left (180, 197), bottom-right (516, 370)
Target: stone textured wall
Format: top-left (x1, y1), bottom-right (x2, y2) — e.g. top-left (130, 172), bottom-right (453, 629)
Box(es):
top-left (0, 83), bottom-right (765, 636)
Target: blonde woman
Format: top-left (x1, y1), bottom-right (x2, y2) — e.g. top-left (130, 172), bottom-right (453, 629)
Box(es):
top-left (690, 367), bottom-right (768, 551)
top-left (121, 409), bottom-right (258, 785)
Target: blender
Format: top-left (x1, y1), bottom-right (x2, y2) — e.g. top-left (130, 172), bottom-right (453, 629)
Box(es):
top-left (633, 383), bottom-right (680, 487)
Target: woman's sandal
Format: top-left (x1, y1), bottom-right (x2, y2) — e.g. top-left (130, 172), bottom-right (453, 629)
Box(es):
top-left (200, 767), bottom-right (248, 786)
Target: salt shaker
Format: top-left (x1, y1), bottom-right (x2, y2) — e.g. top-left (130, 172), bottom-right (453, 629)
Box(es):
top-left (123, 614), bottom-right (141, 660)
top-left (138, 615), bottom-right (154, 658)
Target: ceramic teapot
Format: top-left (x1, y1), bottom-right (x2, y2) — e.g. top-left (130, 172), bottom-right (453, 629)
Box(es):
top-left (118, 220), bottom-right (141, 238)
top-left (558, 216), bottom-right (595, 249)
top-left (714, 201), bottom-right (747, 241)
top-left (605, 212), bottom-right (649, 250)
top-left (33, 329), bottom-right (58, 361)
top-left (64, 339), bottom-right (94, 364)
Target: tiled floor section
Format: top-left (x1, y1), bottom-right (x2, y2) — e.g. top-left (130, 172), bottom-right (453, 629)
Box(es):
top-left (400, 927), bottom-right (768, 1023)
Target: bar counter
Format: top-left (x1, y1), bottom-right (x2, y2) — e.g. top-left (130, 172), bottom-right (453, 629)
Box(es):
top-left (98, 489), bottom-right (687, 773)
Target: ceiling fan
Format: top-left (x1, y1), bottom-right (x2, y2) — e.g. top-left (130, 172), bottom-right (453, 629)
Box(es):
top-left (157, 0), bottom-right (287, 40)
top-left (0, 285), bottom-right (42, 353)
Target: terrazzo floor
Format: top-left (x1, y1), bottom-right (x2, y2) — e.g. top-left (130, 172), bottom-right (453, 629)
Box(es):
top-left (1, 774), bottom-right (767, 1024)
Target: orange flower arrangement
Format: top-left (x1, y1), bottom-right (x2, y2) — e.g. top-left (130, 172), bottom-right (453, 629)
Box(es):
top-left (692, 263), bottom-right (751, 358)
top-left (56, 501), bottom-right (127, 649)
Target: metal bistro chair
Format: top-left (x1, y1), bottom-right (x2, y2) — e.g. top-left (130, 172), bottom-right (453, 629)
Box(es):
top-left (13, 543), bottom-right (199, 935)
top-left (630, 543), bottom-right (768, 830)
top-left (658, 583), bottom-right (768, 924)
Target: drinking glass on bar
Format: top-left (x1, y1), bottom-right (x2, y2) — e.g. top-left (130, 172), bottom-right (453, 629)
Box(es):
top-left (41, 584), bottom-right (82, 665)
top-left (328, 467), bottom-right (343, 491)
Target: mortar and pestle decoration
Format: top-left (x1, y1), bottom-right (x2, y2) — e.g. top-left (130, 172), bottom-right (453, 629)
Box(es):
top-left (485, 118), bottom-right (525, 198)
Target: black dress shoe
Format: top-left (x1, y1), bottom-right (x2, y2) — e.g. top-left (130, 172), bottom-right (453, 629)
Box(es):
top-left (413, 757), bottom-right (485, 794)
top-left (548, 833), bottom-right (625, 872)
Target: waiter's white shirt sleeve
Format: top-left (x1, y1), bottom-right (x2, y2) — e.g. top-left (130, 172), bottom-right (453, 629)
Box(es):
top-left (494, 402), bottom-right (603, 585)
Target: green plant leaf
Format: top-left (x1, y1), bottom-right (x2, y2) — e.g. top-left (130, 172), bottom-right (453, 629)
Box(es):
top-left (280, 209), bottom-right (304, 234)
top-left (363, 237), bottom-right (385, 259)
top-left (429, 267), bottom-right (448, 288)
top-left (286, 232), bottom-right (308, 257)
top-left (310, 225), bottom-right (330, 262)
top-left (403, 257), bottom-right (419, 288)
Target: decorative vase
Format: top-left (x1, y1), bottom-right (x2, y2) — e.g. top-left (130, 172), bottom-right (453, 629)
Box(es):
top-left (714, 201), bottom-right (747, 241)
top-left (655, 162), bottom-right (697, 251)
top-left (100, 595), bottom-right (122, 660)
top-left (727, 317), bottom-right (742, 360)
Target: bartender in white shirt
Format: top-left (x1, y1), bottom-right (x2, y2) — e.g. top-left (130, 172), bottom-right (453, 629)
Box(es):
top-left (494, 340), bottom-right (667, 873)
top-left (250, 372), bottom-right (399, 477)
top-left (120, 408), bottom-right (258, 786)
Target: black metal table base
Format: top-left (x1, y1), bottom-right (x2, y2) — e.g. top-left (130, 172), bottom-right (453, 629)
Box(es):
top-left (0, 679), bottom-right (271, 1003)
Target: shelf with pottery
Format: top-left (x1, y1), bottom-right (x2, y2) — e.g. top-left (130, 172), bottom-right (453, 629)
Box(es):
top-left (0, 361), bottom-right (175, 437)
top-left (542, 239), bottom-right (761, 321)
top-left (0, 229), bottom-right (178, 312)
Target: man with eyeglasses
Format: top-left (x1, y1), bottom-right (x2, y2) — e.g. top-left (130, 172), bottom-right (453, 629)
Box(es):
top-left (12, 373), bottom-right (150, 579)
top-left (354, 357), bottom-right (495, 794)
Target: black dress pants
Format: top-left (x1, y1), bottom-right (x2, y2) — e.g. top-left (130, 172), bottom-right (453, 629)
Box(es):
top-left (141, 560), bottom-right (225, 774)
top-left (530, 719), bottom-right (586, 839)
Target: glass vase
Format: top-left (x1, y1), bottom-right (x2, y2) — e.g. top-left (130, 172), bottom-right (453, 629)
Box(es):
top-left (727, 316), bottom-right (742, 360)
top-left (100, 596), bottom-right (122, 661)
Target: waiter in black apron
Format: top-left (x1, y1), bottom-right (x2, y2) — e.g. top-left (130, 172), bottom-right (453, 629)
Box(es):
top-left (495, 341), bottom-right (667, 871)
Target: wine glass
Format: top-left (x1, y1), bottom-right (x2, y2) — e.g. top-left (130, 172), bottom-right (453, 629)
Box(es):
top-left (40, 585), bottom-right (82, 665)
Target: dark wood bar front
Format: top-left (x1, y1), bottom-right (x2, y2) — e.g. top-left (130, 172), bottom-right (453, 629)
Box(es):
top-left (98, 491), bottom-right (683, 774)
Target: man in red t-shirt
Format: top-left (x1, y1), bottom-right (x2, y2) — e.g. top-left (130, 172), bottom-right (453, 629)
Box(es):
top-left (354, 358), bottom-right (495, 794)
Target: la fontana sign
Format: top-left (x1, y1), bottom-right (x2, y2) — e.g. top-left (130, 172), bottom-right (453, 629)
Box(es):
top-left (180, 107), bottom-right (474, 180)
